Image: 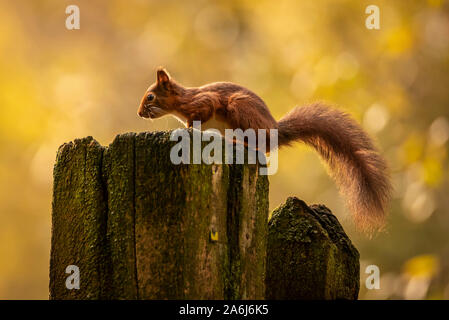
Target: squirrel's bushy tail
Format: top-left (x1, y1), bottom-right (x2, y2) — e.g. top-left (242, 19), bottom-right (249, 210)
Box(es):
top-left (277, 103), bottom-right (392, 233)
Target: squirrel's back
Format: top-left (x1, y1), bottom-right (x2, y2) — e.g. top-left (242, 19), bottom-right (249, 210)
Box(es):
top-left (197, 81), bottom-right (277, 130)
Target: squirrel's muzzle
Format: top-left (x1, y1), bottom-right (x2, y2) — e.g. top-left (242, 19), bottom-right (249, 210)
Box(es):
top-left (138, 107), bottom-right (150, 118)
top-left (138, 102), bottom-right (167, 119)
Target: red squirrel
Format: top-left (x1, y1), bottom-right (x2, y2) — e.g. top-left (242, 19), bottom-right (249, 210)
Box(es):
top-left (138, 67), bottom-right (392, 232)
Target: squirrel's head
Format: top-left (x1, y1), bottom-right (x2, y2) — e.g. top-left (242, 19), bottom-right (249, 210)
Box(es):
top-left (138, 68), bottom-right (184, 119)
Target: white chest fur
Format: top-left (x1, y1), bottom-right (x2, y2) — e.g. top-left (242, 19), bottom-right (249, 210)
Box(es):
top-left (170, 112), bottom-right (231, 136)
top-left (200, 114), bottom-right (231, 136)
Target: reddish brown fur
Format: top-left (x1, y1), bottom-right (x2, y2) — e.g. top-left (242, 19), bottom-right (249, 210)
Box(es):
top-left (277, 104), bottom-right (392, 233)
top-left (138, 68), bottom-right (392, 232)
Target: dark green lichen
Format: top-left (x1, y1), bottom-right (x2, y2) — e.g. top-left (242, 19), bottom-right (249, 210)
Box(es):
top-left (266, 197), bottom-right (360, 300)
top-left (51, 130), bottom-right (268, 300)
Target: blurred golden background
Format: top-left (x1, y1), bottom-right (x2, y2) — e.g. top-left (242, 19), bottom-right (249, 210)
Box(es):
top-left (1, 0), bottom-right (448, 299)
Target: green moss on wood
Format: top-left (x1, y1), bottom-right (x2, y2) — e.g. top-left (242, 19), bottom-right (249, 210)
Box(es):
top-left (50, 137), bottom-right (108, 299)
top-left (103, 133), bottom-right (138, 299)
top-left (51, 130), bottom-right (268, 300)
top-left (266, 197), bottom-right (360, 300)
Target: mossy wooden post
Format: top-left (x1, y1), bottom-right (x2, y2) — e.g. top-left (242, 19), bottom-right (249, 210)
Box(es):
top-left (265, 197), bottom-right (360, 300)
top-left (50, 130), bottom-right (268, 299)
top-left (50, 137), bottom-right (108, 299)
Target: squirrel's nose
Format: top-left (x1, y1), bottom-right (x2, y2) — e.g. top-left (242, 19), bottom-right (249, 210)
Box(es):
top-left (138, 109), bottom-right (149, 118)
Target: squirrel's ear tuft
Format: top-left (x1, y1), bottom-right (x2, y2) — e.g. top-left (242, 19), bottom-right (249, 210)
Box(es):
top-left (157, 68), bottom-right (171, 85)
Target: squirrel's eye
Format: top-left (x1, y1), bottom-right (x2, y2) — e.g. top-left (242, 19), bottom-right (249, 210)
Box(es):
top-left (147, 93), bottom-right (155, 101)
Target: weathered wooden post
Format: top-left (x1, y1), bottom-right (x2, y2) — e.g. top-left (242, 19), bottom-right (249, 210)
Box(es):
top-left (265, 197), bottom-right (360, 300)
top-left (50, 137), bottom-right (109, 299)
top-left (50, 130), bottom-right (268, 299)
top-left (50, 130), bottom-right (360, 300)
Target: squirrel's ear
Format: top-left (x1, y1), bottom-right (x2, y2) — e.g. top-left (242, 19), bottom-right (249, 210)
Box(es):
top-left (157, 68), bottom-right (171, 86)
